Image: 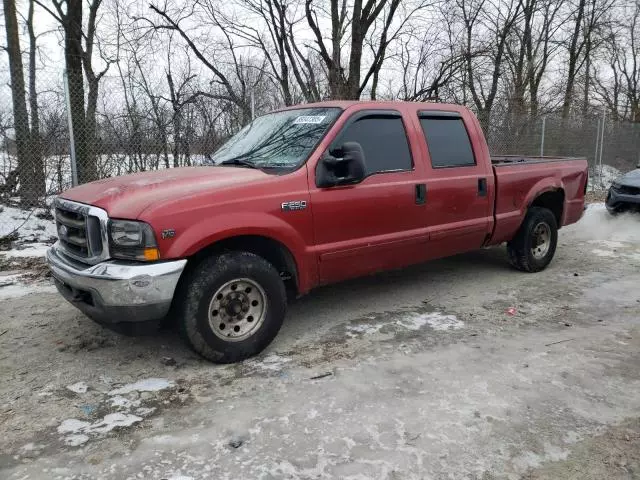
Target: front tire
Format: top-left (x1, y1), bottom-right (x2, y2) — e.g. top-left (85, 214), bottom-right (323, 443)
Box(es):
top-left (507, 207), bottom-right (558, 273)
top-left (179, 252), bottom-right (287, 363)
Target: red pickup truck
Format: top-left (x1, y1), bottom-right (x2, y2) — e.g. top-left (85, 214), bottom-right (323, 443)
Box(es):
top-left (47, 101), bottom-right (588, 363)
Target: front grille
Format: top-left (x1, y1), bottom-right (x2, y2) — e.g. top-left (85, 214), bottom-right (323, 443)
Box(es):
top-left (615, 184), bottom-right (640, 196)
top-left (56, 207), bottom-right (89, 257)
top-left (54, 200), bottom-right (106, 263)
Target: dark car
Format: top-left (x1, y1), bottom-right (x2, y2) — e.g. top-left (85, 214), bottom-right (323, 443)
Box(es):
top-left (606, 164), bottom-right (640, 214)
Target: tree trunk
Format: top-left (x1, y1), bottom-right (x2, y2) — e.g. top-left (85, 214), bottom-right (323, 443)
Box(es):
top-left (28, 0), bottom-right (45, 197)
top-left (65, 0), bottom-right (97, 184)
top-left (85, 77), bottom-right (100, 178)
top-left (561, 0), bottom-right (586, 119)
top-left (3, 0), bottom-right (37, 205)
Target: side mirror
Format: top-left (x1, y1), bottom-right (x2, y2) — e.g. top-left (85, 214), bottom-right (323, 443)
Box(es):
top-left (636, 163), bottom-right (640, 170)
top-left (316, 142), bottom-right (366, 188)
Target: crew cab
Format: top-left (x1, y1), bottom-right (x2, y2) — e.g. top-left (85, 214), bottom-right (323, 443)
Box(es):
top-left (47, 101), bottom-right (588, 363)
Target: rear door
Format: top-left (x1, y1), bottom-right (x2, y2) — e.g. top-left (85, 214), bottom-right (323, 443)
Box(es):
top-left (415, 111), bottom-right (494, 258)
top-left (309, 109), bottom-right (430, 284)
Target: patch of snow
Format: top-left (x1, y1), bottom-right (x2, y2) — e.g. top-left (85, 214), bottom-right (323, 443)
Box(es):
top-left (58, 419), bottom-right (91, 434)
top-left (109, 395), bottom-right (141, 410)
top-left (66, 382), bottom-right (89, 394)
top-left (3, 242), bottom-right (51, 258)
top-left (589, 164), bottom-right (621, 191)
top-left (248, 354), bottom-right (292, 371)
top-left (20, 443), bottom-right (43, 452)
top-left (347, 311), bottom-right (464, 336)
top-left (58, 413), bottom-right (143, 445)
top-left (591, 249), bottom-right (617, 258)
top-left (0, 276), bottom-right (56, 300)
top-left (591, 240), bottom-right (625, 249)
top-left (401, 312), bottom-right (465, 331)
top-left (135, 407), bottom-right (156, 416)
top-left (108, 378), bottom-right (174, 395)
top-left (90, 413), bottom-right (143, 433)
top-left (63, 434), bottom-right (89, 447)
top-left (565, 203), bottom-right (640, 244)
top-left (346, 323), bottom-right (384, 337)
top-left (0, 205), bottom-right (57, 242)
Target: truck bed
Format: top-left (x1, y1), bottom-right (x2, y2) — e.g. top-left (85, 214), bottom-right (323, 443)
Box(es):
top-left (492, 155), bottom-right (586, 166)
top-left (489, 156), bottom-right (589, 245)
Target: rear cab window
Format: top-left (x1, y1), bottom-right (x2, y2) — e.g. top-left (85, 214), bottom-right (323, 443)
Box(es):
top-left (418, 112), bottom-right (476, 168)
top-left (332, 111), bottom-right (413, 175)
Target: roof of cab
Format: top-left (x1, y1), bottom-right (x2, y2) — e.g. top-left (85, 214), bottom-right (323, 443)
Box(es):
top-left (276, 100), bottom-right (468, 113)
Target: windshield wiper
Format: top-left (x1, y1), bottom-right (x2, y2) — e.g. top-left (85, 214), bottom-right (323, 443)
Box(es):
top-left (219, 158), bottom-right (259, 169)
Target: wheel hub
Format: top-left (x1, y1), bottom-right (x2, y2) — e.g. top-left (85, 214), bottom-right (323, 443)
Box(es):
top-left (531, 222), bottom-right (551, 259)
top-left (208, 278), bottom-right (267, 342)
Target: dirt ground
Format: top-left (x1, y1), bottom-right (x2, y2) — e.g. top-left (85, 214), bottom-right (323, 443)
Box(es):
top-left (1, 204), bottom-right (640, 480)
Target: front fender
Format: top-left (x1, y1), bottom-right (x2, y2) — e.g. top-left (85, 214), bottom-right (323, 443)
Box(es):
top-left (164, 212), bottom-right (315, 293)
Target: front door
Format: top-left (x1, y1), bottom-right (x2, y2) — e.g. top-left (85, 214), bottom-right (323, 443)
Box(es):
top-left (308, 109), bottom-right (429, 285)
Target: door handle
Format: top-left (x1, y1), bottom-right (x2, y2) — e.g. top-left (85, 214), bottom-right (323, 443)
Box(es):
top-left (415, 184), bottom-right (427, 205)
top-left (478, 178), bottom-right (487, 197)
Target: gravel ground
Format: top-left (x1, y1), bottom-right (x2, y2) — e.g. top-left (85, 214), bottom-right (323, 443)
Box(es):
top-left (1, 205), bottom-right (640, 480)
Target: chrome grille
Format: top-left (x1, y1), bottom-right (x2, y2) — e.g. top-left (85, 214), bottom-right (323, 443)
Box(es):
top-left (56, 206), bottom-right (90, 257)
top-left (54, 198), bottom-right (109, 264)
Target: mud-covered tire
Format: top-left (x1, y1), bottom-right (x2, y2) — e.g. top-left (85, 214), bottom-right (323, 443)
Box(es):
top-left (178, 251), bottom-right (286, 363)
top-left (507, 207), bottom-right (558, 273)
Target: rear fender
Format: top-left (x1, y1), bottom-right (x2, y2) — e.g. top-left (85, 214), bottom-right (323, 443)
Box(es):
top-left (522, 177), bottom-right (565, 215)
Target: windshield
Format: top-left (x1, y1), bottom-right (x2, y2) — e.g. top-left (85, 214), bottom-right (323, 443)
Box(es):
top-left (210, 107), bottom-right (341, 169)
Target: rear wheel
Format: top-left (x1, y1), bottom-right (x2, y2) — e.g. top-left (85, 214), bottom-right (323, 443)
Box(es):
top-left (507, 207), bottom-right (558, 273)
top-left (178, 251), bottom-right (287, 363)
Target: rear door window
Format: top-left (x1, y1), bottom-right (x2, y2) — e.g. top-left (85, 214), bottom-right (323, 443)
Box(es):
top-left (419, 114), bottom-right (476, 168)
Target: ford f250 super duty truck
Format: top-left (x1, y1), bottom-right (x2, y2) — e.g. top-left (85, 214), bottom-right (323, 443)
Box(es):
top-left (47, 101), bottom-right (588, 363)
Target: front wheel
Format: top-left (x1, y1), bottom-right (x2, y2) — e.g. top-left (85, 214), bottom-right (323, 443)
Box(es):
top-left (507, 207), bottom-right (558, 273)
top-left (178, 251), bottom-right (287, 363)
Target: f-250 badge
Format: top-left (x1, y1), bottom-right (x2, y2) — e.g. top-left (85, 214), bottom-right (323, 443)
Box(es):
top-left (281, 200), bottom-right (307, 211)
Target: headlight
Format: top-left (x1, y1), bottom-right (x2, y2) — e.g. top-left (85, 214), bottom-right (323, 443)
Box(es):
top-left (109, 220), bottom-right (160, 261)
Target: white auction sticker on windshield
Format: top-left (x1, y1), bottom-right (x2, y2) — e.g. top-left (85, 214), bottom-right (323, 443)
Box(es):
top-left (293, 115), bottom-right (326, 124)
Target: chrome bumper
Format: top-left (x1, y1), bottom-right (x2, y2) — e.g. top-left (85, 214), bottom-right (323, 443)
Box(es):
top-left (47, 243), bottom-right (186, 323)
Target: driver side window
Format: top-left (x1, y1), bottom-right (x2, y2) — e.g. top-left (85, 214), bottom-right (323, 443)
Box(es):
top-left (333, 113), bottom-right (413, 175)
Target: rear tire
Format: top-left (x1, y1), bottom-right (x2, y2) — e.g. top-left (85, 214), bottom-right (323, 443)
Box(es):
top-left (178, 251), bottom-right (287, 363)
top-left (507, 207), bottom-right (558, 273)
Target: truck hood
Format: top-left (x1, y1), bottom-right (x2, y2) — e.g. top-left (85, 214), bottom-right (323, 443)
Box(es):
top-left (60, 167), bottom-right (272, 218)
top-left (617, 169), bottom-right (640, 188)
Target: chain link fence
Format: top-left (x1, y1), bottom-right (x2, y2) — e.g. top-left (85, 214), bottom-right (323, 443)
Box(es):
top-left (485, 113), bottom-right (640, 188)
top-left (2, 71), bottom-right (640, 240)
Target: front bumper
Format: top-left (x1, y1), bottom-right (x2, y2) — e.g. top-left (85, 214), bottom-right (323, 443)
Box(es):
top-left (606, 187), bottom-right (640, 213)
top-left (47, 243), bottom-right (187, 324)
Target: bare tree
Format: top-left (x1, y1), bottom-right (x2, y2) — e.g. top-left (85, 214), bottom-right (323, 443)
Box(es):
top-left (305, 0), bottom-right (404, 99)
top-left (505, 0), bottom-right (563, 117)
top-left (26, 0), bottom-right (46, 197)
top-left (459, 0), bottom-right (523, 128)
top-left (3, 0), bottom-right (41, 204)
top-left (146, 2), bottom-right (254, 124)
top-left (560, 0), bottom-right (613, 118)
top-left (36, 0), bottom-right (112, 184)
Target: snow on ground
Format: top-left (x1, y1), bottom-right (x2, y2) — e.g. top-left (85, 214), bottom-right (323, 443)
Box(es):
top-left (346, 311), bottom-right (465, 338)
top-left (0, 273), bottom-right (56, 300)
top-left (588, 164), bottom-right (622, 190)
top-left (564, 203), bottom-right (640, 263)
top-left (567, 203), bottom-right (640, 243)
top-left (2, 243), bottom-right (50, 258)
top-left (108, 378), bottom-right (175, 395)
top-left (0, 204), bottom-right (57, 243)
